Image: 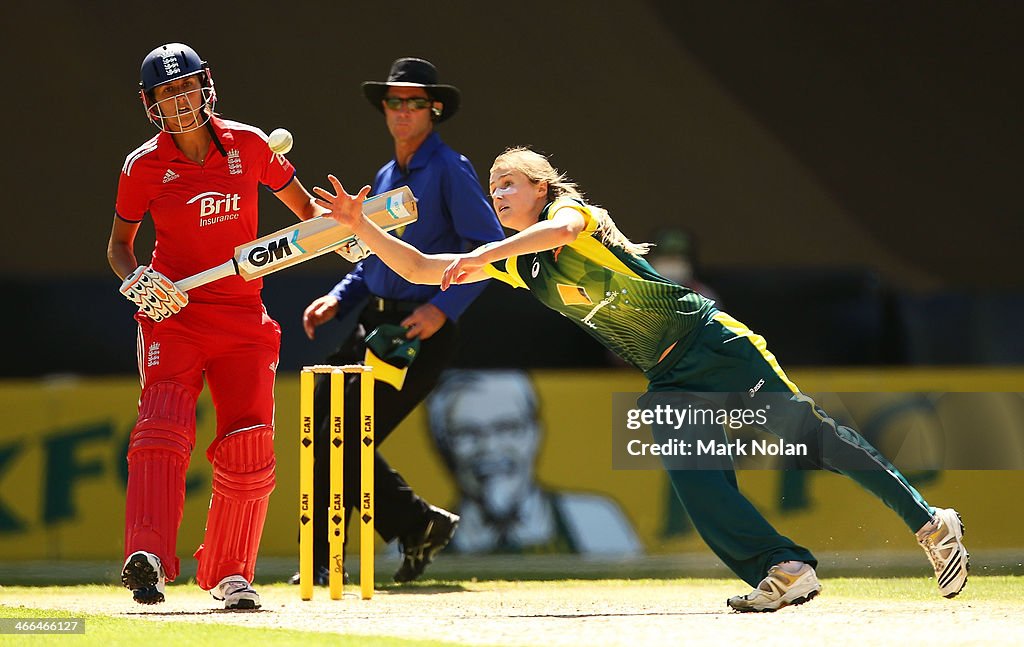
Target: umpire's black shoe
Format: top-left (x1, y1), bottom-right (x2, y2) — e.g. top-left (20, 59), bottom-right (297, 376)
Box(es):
top-left (288, 565), bottom-right (348, 586)
top-left (394, 505), bottom-right (460, 583)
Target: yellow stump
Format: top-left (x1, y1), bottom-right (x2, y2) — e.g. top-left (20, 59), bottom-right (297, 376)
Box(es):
top-left (298, 369), bottom-right (314, 602)
top-left (328, 369), bottom-right (345, 600)
top-left (360, 367), bottom-right (375, 600)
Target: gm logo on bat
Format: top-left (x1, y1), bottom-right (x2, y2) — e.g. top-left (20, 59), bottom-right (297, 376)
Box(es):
top-left (243, 230), bottom-right (307, 269)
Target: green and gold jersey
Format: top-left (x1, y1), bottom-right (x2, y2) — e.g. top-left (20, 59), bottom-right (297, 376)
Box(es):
top-left (482, 198), bottom-right (714, 373)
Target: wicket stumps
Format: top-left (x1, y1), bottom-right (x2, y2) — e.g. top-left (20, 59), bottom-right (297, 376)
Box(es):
top-left (299, 364), bottom-right (375, 601)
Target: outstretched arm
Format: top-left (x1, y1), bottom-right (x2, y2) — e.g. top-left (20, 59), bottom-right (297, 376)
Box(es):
top-left (439, 206), bottom-right (587, 289)
top-left (313, 175), bottom-right (489, 286)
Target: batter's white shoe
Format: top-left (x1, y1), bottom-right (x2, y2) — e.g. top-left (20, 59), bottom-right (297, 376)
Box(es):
top-left (727, 563), bottom-right (822, 612)
top-left (918, 507), bottom-right (969, 598)
top-left (211, 575), bottom-right (261, 610)
top-left (121, 551), bottom-right (166, 605)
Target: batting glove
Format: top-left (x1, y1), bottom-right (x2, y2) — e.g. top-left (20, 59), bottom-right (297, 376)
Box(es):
top-left (119, 266), bottom-right (189, 322)
top-left (336, 237), bottom-right (372, 263)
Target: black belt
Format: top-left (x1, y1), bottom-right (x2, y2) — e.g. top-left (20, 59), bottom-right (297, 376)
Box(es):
top-left (366, 295), bottom-right (424, 315)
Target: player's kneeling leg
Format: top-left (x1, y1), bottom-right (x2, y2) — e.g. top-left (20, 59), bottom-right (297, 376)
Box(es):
top-left (195, 425), bottom-right (275, 609)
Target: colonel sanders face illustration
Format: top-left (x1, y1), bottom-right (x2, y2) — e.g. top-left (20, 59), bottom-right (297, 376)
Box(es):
top-left (427, 371), bottom-right (540, 519)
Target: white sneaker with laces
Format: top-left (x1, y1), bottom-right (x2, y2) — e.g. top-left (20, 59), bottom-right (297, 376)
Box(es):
top-left (121, 551), bottom-right (166, 605)
top-left (918, 507), bottom-right (969, 598)
top-left (211, 575), bottom-right (261, 610)
top-left (727, 563), bottom-right (822, 612)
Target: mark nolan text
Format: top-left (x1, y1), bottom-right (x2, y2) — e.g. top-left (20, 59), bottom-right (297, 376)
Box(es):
top-left (699, 438), bottom-right (806, 456)
top-left (626, 437), bottom-right (807, 457)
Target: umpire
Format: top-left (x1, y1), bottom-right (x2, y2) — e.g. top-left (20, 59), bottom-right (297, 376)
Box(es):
top-left (295, 57), bottom-right (504, 584)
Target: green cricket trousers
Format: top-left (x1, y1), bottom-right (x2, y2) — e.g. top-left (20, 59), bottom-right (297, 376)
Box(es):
top-left (641, 311), bottom-right (934, 587)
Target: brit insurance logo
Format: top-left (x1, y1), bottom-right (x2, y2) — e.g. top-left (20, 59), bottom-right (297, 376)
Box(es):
top-left (187, 191), bottom-right (242, 227)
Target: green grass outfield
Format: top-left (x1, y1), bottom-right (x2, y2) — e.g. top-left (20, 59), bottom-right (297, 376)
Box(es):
top-left (1, 576), bottom-right (1021, 646)
top-left (0, 604), bottom-right (455, 647)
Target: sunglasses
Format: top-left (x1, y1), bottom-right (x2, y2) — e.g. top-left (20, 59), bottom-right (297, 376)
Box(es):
top-left (383, 96), bottom-right (433, 111)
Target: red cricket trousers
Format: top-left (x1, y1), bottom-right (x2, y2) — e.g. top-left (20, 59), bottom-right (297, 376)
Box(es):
top-left (125, 299), bottom-right (280, 587)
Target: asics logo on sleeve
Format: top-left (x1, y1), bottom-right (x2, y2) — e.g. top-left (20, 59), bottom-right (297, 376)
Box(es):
top-left (749, 379), bottom-right (765, 397)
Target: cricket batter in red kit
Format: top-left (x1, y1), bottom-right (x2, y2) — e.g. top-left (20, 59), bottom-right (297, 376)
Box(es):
top-left (106, 43), bottom-right (324, 609)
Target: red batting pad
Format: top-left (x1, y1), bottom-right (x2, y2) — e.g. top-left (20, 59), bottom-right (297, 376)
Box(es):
top-left (125, 381), bottom-right (196, 581)
top-left (194, 425), bottom-right (276, 590)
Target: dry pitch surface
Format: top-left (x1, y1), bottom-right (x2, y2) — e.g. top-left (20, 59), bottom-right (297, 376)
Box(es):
top-left (1, 577), bottom-right (1020, 646)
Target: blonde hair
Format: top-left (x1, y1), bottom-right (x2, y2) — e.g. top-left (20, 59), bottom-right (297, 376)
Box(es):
top-left (491, 147), bottom-right (650, 256)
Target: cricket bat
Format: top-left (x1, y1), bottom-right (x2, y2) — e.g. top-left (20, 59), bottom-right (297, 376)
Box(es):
top-left (175, 186), bottom-right (417, 292)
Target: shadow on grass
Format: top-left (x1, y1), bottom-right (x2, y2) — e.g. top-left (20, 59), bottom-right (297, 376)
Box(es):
top-left (508, 611), bottom-right (726, 618)
top-left (125, 609), bottom-right (275, 617)
top-left (4, 552), bottom-right (1023, 587)
top-left (375, 582), bottom-right (469, 594)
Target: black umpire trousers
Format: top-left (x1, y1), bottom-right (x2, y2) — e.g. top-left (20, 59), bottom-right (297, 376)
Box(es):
top-left (310, 296), bottom-right (458, 569)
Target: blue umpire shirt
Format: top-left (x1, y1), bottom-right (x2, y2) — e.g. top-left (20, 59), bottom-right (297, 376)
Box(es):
top-left (329, 131), bottom-right (504, 321)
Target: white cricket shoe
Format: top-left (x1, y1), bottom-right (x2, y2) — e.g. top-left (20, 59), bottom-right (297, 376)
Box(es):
top-left (727, 563), bottom-right (822, 612)
top-left (211, 575), bottom-right (261, 610)
top-left (918, 507), bottom-right (969, 598)
top-left (121, 550), bottom-right (166, 605)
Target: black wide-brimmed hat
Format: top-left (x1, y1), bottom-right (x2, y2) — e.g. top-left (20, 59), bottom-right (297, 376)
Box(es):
top-left (362, 57), bottom-right (461, 123)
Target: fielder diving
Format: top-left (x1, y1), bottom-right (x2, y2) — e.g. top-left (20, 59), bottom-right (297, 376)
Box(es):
top-left (311, 147), bottom-right (970, 612)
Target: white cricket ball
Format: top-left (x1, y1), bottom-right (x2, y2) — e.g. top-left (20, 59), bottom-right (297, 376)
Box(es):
top-left (268, 128), bottom-right (293, 155)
